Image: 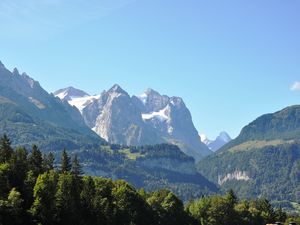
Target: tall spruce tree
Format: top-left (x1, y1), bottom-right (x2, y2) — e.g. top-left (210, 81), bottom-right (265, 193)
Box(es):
top-left (28, 145), bottom-right (44, 177)
top-left (43, 152), bottom-right (55, 171)
top-left (0, 134), bottom-right (13, 163)
top-left (60, 149), bottom-right (71, 173)
top-left (71, 154), bottom-right (82, 177)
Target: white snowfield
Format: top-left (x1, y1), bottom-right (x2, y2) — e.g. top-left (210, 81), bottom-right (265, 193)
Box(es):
top-left (68, 95), bottom-right (100, 113)
top-left (142, 105), bottom-right (170, 121)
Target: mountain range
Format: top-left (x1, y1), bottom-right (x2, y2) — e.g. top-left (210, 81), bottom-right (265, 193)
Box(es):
top-left (54, 86), bottom-right (212, 161)
top-left (0, 60), bottom-right (218, 200)
top-left (2, 59), bottom-right (300, 211)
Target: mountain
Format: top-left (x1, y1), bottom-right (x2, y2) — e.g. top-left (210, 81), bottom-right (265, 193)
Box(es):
top-left (55, 85), bottom-right (212, 161)
top-left (0, 61), bottom-right (104, 150)
top-left (0, 60), bottom-right (217, 200)
top-left (197, 105), bottom-right (300, 209)
top-left (53, 86), bottom-right (89, 101)
top-left (200, 132), bottom-right (232, 151)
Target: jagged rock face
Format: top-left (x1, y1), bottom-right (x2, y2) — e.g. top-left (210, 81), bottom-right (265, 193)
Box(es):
top-left (83, 85), bottom-right (162, 146)
top-left (56, 85), bottom-right (212, 160)
top-left (139, 91), bottom-right (211, 160)
top-left (141, 89), bottom-right (170, 113)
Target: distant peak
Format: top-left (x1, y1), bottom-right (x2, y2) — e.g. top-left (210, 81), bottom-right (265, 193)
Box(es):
top-left (145, 88), bottom-right (161, 96)
top-left (0, 60), bottom-right (5, 69)
top-left (13, 68), bottom-right (20, 76)
top-left (108, 84), bottom-right (127, 94)
top-left (217, 131), bottom-right (232, 142)
top-left (54, 86), bottom-right (90, 100)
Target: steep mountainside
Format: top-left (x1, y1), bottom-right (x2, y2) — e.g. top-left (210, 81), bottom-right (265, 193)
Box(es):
top-left (0, 61), bottom-right (103, 150)
top-left (55, 86), bottom-right (211, 160)
top-left (197, 105), bottom-right (300, 208)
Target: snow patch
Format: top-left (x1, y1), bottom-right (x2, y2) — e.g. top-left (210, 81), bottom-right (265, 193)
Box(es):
top-left (139, 92), bottom-right (148, 105)
top-left (142, 106), bottom-right (169, 121)
top-left (200, 134), bottom-right (212, 146)
top-left (68, 95), bottom-right (100, 113)
top-left (56, 91), bottom-right (68, 100)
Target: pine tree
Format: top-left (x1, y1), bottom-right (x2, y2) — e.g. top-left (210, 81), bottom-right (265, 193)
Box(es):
top-left (71, 154), bottom-right (82, 177)
top-left (28, 145), bottom-right (44, 177)
top-left (43, 152), bottom-right (55, 171)
top-left (60, 149), bottom-right (71, 173)
top-left (0, 134), bottom-right (13, 163)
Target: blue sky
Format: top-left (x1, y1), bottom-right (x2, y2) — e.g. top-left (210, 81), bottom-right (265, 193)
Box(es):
top-left (0, 0), bottom-right (300, 139)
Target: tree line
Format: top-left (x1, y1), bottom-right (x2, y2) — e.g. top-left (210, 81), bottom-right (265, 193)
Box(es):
top-left (0, 134), bottom-right (299, 225)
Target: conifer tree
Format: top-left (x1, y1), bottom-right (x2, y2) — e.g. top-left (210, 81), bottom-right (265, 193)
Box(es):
top-left (0, 134), bottom-right (13, 163)
top-left (43, 152), bottom-right (55, 171)
top-left (60, 149), bottom-right (71, 173)
top-left (71, 154), bottom-right (82, 177)
top-left (28, 145), bottom-right (44, 177)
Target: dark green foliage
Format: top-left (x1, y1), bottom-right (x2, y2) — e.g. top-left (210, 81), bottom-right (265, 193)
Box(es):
top-left (71, 154), bottom-right (82, 177)
top-left (28, 145), bottom-right (44, 177)
top-left (60, 149), bottom-right (71, 173)
top-left (186, 191), bottom-right (291, 225)
top-left (223, 105), bottom-right (300, 148)
top-left (43, 152), bottom-right (55, 171)
top-left (30, 170), bottom-right (58, 225)
top-left (198, 142), bottom-right (300, 208)
top-left (147, 189), bottom-right (190, 225)
top-left (80, 143), bottom-right (218, 201)
top-left (0, 134), bottom-right (13, 163)
top-left (0, 141), bottom-right (298, 225)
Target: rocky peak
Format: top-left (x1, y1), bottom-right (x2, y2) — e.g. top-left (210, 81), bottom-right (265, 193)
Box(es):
top-left (21, 72), bottom-right (41, 89)
top-left (217, 131), bottom-right (232, 143)
top-left (200, 132), bottom-right (232, 152)
top-left (54, 86), bottom-right (90, 101)
top-left (139, 88), bottom-right (170, 113)
top-left (145, 88), bottom-right (161, 97)
top-left (170, 97), bottom-right (184, 107)
top-left (13, 68), bottom-right (20, 76)
top-left (108, 84), bottom-right (128, 95)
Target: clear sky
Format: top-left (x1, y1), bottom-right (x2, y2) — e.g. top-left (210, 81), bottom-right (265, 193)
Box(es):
top-left (1, 0), bottom-right (300, 139)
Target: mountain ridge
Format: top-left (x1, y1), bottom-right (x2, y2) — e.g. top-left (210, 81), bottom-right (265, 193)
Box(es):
top-left (197, 105), bottom-right (300, 208)
top-left (55, 85), bottom-right (212, 160)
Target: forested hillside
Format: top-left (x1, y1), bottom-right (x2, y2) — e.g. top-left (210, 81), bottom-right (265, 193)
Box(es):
top-left (0, 135), bottom-right (299, 225)
top-left (198, 106), bottom-right (300, 212)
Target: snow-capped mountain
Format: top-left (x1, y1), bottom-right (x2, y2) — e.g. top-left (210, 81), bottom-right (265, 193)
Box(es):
top-left (55, 85), bottom-right (212, 161)
top-left (200, 132), bottom-right (232, 152)
top-left (53, 86), bottom-right (89, 101)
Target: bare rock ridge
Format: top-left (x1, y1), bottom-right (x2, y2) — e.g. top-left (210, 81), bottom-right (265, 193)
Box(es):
top-left (55, 85), bottom-right (212, 161)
